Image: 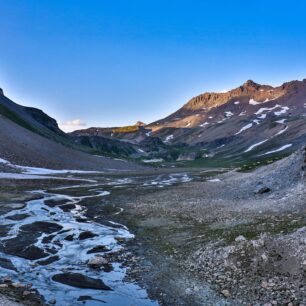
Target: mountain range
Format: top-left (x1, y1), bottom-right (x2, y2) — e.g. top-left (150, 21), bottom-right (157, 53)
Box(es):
top-left (72, 79), bottom-right (306, 166)
top-left (1, 78), bottom-right (306, 169)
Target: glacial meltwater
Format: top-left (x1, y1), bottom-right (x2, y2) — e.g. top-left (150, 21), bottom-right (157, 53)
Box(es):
top-left (0, 173), bottom-right (191, 305)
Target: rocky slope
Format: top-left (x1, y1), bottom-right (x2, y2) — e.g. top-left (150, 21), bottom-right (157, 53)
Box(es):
top-left (0, 89), bottom-right (145, 171)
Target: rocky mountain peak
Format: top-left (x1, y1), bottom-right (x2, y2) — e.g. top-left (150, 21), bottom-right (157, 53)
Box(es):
top-left (135, 121), bottom-right (145, 126)
top-left (242, 80), bottom-right (262, 90)
top-left (0, 88), bottom-right (3, 95)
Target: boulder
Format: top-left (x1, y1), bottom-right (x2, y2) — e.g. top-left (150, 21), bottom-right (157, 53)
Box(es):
top-left (52, 273), bottom-right (112, 290)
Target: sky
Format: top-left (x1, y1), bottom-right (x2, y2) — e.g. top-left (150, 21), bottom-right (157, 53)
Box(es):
top-left (1, 0), bottom-right (306, 132)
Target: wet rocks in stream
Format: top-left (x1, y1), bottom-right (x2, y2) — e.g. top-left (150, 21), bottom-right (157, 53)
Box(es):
top-left (20, 221), bottom-right (63, 234)
top-left (37, 255), bottom-right (59, 266)
top-left (87, 245), bottom-right (109, 254)
top-left (5, 213), bottom-right (30, 221)
top-left (58, 203), bottom-right (76, 212)
top-left (52, 273), bottom-right (112, 290)
top-left (1, 232), bottom-right (48, 260)
top-left (78, 231), bottom-right (98, 240)
top-left (0, 257), bottom-right (17, 271)
top-left (0, 222), bottom-right (63, 260)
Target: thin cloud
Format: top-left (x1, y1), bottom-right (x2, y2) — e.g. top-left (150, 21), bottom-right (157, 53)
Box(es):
top-left (59, 118), bottom-right (87, 132)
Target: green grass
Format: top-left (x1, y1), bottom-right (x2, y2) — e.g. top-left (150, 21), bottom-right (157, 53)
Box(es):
top-left (112, 126), bottom-right (140, 133)
top-left (0, 104), bottom-right (37, 133)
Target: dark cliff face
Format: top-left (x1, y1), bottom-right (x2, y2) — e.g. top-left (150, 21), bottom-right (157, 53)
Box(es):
top-left (0, 88), bottom-right (3, 95)
top-left (24, 107), bottom-right (65, 136)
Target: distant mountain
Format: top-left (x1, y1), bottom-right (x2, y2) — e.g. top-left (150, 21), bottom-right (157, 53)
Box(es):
top-left (74, 78), bottom-right (306, 164)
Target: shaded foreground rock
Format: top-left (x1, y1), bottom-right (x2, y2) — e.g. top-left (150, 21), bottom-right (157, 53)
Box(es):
top-left (78, 231), bottom-right (97, 240)
top-left (20, 221), bottom-right (63, 234)
top-left (1, 233), bottom-right (48, 260)
top-left (52, 273), bottom-right (112, 290)
top-left (0, 257), bottom-right (17, 271)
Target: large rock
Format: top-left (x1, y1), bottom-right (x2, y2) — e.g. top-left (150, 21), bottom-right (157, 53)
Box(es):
top-left (52, 273), bottom-right (112, 290)
top-left (78, 231), bottom-right (97, 240)
top-left (0, 257), bottom-right (17, 271)
top-left (21, 221), bottom-right (63, 234)
top-left (0, 232), bottom-right (49, 260)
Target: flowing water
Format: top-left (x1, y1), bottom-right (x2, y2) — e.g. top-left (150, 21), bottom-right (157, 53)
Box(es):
top-left (0, 173), bottom-right (192, 305)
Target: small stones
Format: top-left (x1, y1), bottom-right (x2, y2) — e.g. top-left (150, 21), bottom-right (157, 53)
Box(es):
top-left (261, 253), bottom-right (268, 262)
top-left (221, 289), bottom-right (230, 298)
top-left (255, 186), bottom-right (271, 194)
top-left (12, 282), bottom-right (26, 288)
top-left (301, 260), bottom-right (306, 271)
top-left (235, 235), bottom-right (247, 242)
top-left (88, 256), bottom-right (109, 269)
top-left (49, 298), bottom-right (56, 304)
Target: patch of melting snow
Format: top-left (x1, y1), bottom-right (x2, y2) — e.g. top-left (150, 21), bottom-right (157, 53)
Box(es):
top-left (257, 114), bottom-right (267, 119)
top-left (216, 144), bottom-right (225, 149)
top-left (225, 111), bottom-right (233, 117)
top-left (239, 111), bottom-right (246, 116)
top-left (0, 157), bottom-right (101, 175)
top-left (234, 101), bottom-right (240, 105)
top-left (164, 134), bottom-right (174, 143)
top-left (274, 106), bottom-right (289, 116)
top-left (275, 126), bottom-right (288, 136)
top-left (275, 119), bottom-right (286, 124)
top-left (249, 99), bottom-right (261, 105)
top-left (199, 122), bottom-right (209, 127)
top-left (244, 139), bottom-right (269, 152)
top-left (145, 131), bottom-right (152, 137)
top-left (0, 173), bottom-right (96, 181)
top-left (142, 158), bottom-right (164, 163)
top-left (138, 148), bottom-right (145, 153)
top-left (235, 123), bottom-right (253, 135)
top-left (0, 185), bottom-right (158, 306)
top-left (143, 173), bottom-right (192, 187)
top-left (208, 179), bottom-right (221, 182)
top-left (253, 119), bottom-right (261, 125)
top-left (261, 144), bottom-right (293, 155)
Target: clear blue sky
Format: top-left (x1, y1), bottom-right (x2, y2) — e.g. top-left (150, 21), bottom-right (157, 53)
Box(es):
top-left (1, 0), bottom-right (306, 131)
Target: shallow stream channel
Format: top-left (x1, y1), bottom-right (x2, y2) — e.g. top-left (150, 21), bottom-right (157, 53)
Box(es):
top-left (0, 172), bottom-right (192, 305)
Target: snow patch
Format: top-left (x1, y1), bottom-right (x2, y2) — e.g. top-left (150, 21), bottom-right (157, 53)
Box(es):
top-left (208, 178), bottom-right (221, 182)
top-left (244, 139), bottom-right (269, 153)
top-left (234, 101), bottom-right (240, 105)
top-left (262, 144), bottom-right (292, 155)
top-left (249, 99), bottom-right (261, 105)
top-left (235, 123), bottom-right (253, 135)
top-left (142, 158), bottom-right (164, 163)
top-left (274, 106), bottom-right (289, 116)
top-left (225, 111), bottom-right (234, 117)
top-left (164, 134), bottom-right (174, 143)
top-left (0, 157), bottom-right (100, 175)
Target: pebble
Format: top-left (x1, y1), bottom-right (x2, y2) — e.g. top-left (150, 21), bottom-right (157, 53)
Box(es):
top-left (22, 290), bottom-right (32, 296)
top-left (12, 282), bottom-right (26, 288)
top-left (235, 235), bottom-right (246, 242)
top-left (87, 256), bottom-right (108, 269)
top-left (221, 289), bottom-right (230, 298)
